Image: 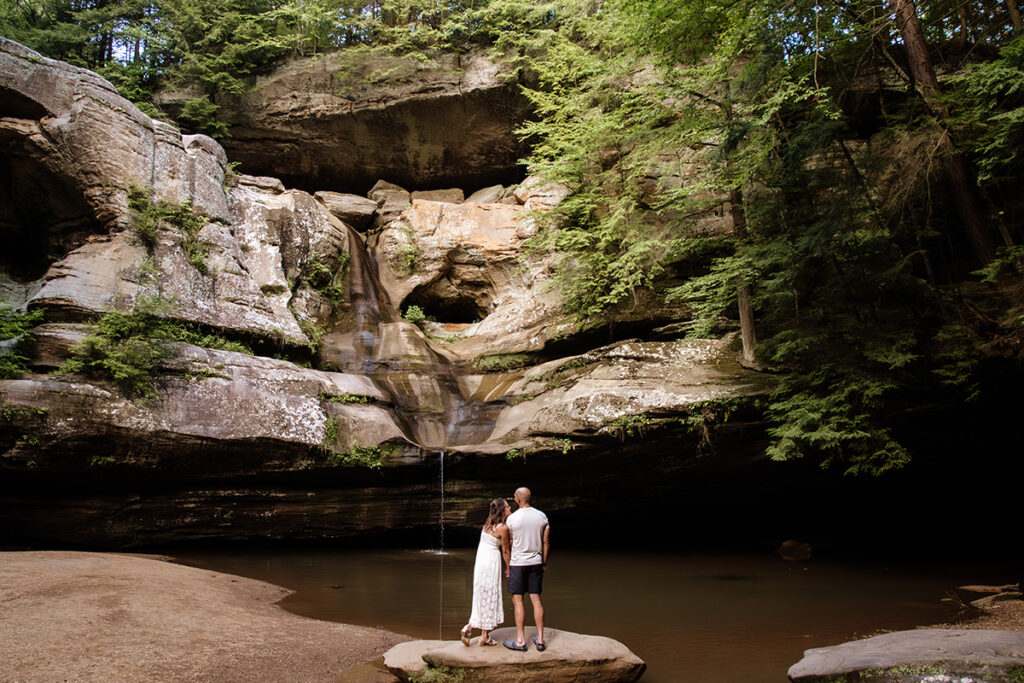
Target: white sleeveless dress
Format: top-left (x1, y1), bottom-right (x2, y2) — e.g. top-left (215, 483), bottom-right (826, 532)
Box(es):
top-left (468, 529), bottom-right (504, 630)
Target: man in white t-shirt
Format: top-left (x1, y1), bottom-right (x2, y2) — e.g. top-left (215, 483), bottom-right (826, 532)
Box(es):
top-left (502, 486), bottom-right (550, 652)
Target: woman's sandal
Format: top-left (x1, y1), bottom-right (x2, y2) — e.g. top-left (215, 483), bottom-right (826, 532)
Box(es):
top-left (479, 638), bottom-right (498, 646)
top-left (460, 626), bottom-right (472, 647)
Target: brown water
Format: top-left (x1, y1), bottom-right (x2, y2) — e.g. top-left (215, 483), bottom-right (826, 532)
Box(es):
top-left (175, 548), bottom-right (975, 682)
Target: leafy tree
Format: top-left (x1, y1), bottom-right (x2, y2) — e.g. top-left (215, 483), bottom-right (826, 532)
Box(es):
top-left (517, 0), bottom-right (1024, 474)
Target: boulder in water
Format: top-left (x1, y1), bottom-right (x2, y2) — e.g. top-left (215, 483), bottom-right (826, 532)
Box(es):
top-left (775, 539), bottom-right (812, 561)
top-left (788, 629), bottom-right (1024, 682)
top-left (383, 627), bottom-right (645, 682)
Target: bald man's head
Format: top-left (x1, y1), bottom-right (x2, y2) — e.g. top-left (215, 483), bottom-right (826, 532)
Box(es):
top-left (514, 487), bottom-right (532, 506)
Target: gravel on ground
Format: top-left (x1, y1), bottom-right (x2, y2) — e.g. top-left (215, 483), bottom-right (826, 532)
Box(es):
top-left (928, 596), bottom-right (1024, 632)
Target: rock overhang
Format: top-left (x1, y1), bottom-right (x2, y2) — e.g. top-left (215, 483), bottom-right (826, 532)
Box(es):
top-left (157, 47), bottom-right (532, 194)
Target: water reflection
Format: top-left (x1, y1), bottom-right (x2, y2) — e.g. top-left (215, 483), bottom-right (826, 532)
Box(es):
top-left (175, 549), bottom-right (970, 682)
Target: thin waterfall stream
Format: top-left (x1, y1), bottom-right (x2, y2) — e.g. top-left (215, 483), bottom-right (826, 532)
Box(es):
top-left (438, 449), bottom-right (445, 552)
top-left (438, 450), bottom-right (446, 638)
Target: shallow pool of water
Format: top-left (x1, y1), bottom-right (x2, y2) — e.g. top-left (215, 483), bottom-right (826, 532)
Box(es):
top-left (175, 548), bottom-right (975, 682)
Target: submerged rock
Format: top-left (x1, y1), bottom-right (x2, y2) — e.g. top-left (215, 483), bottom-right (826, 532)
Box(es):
top-left (384, 627), bottom-right (645, 682)
top-left (776, 539), bottom-right (813, 561)
top-left (788, 629), bottom-right (1024, 682)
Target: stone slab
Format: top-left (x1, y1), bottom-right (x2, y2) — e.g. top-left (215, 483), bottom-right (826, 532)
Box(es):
top-left (788, 629), bottom-right (1024, 682)
top-left (383, 627), bottom-right (645, 682)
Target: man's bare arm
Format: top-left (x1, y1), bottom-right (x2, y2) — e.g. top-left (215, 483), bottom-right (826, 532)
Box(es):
top-left (542, 525), bottom-right (550, 572)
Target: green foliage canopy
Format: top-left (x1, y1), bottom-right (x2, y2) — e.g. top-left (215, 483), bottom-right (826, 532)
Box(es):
top-left (516, 0), bottom-right (1024, 474)
top-left (0, 302), bottom-right (45, 379)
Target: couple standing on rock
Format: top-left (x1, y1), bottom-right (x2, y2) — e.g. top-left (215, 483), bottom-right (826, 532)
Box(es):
top-left (459, 487), bottom-right (550, 652)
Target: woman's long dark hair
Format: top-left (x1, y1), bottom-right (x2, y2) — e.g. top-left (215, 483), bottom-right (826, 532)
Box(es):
top-left (483, 498), bottom-right (508, 531)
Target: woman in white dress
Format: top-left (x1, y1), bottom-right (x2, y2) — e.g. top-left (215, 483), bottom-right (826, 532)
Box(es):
top-left (460, 498), bottom-right (511, 646)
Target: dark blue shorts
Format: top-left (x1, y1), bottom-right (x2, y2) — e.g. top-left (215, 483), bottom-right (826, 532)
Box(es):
top-left (508, 564), bottom-right (543, 595)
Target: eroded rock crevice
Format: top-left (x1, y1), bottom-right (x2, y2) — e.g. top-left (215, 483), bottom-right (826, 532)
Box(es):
top-left (0, 123), bottom-right (105, 301)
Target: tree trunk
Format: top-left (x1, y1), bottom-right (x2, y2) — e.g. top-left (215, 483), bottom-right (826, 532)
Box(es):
top-left (956, 5), bottom-right (970, 52)
top-left (890, 0), bottom-right (997, 263)
top-left (1008, 0), bottom-right (1023, 32)
top-left (729, 188), bottom-right (758, 367)
top-left (737, 286), bottom-right (757, 366)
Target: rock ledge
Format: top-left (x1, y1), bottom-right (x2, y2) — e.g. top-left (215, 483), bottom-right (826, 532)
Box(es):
top-left (788, 628), bottom-right (1024, 682)
top-left (383, 626), bottom-right (645, 682)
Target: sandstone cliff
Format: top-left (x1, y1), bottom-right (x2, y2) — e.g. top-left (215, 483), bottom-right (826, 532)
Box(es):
top-left (0, 38), bottom-right (771, 547)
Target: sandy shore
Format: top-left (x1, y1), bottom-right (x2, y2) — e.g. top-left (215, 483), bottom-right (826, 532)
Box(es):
top-left (0, 551), bottom-right (410, 682)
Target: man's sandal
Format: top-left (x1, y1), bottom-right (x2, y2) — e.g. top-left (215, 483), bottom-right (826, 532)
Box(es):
top-left (532, 636), bottom-right (547, 652)
top-left (502, 639), bottom-right (528, 651)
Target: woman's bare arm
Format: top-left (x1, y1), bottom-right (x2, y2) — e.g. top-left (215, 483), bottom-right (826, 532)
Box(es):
top-left (499, 525), bottom-right (511, 576)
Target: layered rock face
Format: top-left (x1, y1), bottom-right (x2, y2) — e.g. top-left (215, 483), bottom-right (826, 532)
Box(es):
top-left (0, 39), bottom-right (771, 547)
top-left (156, 48), bottom-right (530, 192)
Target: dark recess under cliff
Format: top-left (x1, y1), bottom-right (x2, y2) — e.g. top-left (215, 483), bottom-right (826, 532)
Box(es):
top-left (3, 378), bottom-right (1023, 566)
top-left (181, 70), bottom-right (532, 195)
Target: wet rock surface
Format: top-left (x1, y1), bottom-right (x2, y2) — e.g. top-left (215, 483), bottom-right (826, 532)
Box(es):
top-left (0, 551), bottom-right (408, 682)
top-left (788, 629), bottom-right (1024, 682)
top-left (383, 627), bottom-right (645, 682)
